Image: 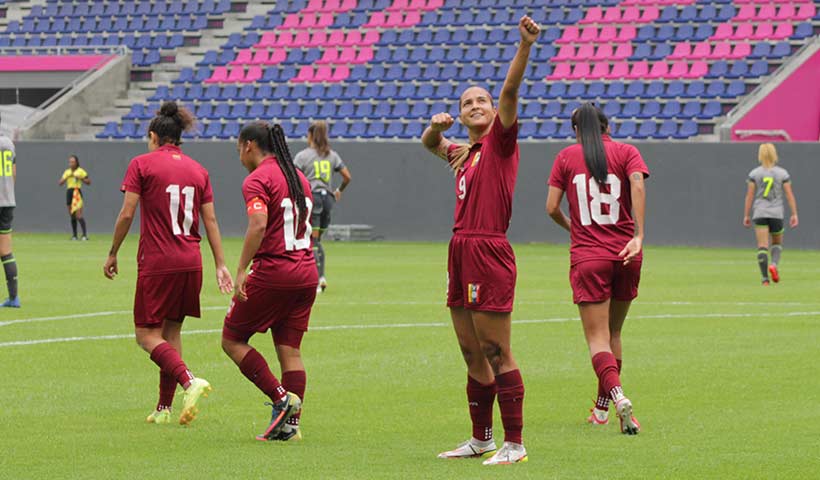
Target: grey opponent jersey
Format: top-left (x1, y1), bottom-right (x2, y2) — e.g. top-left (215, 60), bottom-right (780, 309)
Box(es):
top-left (748, 165), bottom-right (790, 220)
top-left (0, 134), bottom-right (16, 207)
top-left (293, 147), bottom-right (346, 193)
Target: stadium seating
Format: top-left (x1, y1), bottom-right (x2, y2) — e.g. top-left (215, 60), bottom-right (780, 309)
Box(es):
top-left (10, 0), bottom-right (814, 140)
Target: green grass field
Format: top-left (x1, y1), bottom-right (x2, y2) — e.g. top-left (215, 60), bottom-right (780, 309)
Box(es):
top-left (1, 234), bottom-right (819, 479)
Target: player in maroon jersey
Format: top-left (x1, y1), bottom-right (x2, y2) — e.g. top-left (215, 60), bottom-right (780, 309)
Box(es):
top-left (103, 102), bottom-right (233, 426)
top-left (221, 122), bottom-right (317, 442)
top-left (421, 16), bottom-right (540, 465)
top-left (546, 103), bottom-right (649, 435)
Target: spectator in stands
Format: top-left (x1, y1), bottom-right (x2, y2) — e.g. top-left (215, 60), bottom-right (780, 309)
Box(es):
top-left (58, 154), bottom-right (91, 240)
top-left (293, 121), bottom-right (351, 294)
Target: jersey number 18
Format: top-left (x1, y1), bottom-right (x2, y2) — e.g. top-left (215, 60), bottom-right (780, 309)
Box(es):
top-left (572, 174), bottom-right (621, 226)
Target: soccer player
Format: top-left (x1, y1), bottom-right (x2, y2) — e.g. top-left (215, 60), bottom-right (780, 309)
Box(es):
top-left (0, 114), bottom-right (19, 308)
top-left (103, 102), bottom-right (233, 425)
top-left (222, 122), bottom-right (317, 442)
top-left (546, 103), bottom-right (648, 435)
top-left (421, 15), bottom-right (540, 465)
top-left (743, 143), bottom-right (798, 285)
top-left (293, 121), bottom-right (351, 293)
top-left (58, 154), bottom-right (91, 240)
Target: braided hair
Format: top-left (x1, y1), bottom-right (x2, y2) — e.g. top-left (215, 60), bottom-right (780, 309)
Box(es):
top-left (239, 122), bottom-right (308, 229)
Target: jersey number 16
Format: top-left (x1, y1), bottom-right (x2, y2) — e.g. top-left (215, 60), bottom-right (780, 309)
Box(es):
top-left (572, 174), bottom-right (621, 226)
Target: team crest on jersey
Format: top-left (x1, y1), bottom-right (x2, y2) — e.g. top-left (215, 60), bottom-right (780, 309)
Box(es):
top-left (467, 283), bottom-right (481, 304)
top-left (172, 154), bottom-right (181, 160)
top-left (471, 152), bottom-right (481, 167)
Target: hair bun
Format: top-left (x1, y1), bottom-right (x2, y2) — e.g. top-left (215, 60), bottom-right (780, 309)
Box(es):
top-left (159, 101), bottom-right (179, 117)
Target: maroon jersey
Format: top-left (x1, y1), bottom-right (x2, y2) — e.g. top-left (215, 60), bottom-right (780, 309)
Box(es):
top-left (447, 115), bottom-right (519, 234)
top-left (242, 156), bottom-right (317, 288)
top-left (121, 144), bottom-right (213, 276)
top-left (548, 135), bottom-right (649, 266)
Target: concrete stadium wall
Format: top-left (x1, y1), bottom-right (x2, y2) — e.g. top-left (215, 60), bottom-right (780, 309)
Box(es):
top-left (11, 139), bottom-right (820, 248)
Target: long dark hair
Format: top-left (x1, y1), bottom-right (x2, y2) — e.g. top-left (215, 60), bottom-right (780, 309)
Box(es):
top-left (308, 121), bottom-right (331, 158)
top-left (69, 154), bottom-right (80, 167)
top-left (148, 101), bottom-right (194, 146)
top-left (239, 122), bottom-right (307, 229)
top-left (571, 103), bottom-right (609, 185)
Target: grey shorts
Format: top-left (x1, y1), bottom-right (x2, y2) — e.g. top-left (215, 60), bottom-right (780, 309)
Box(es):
top-left (310, 189), bottom-right (335, 231)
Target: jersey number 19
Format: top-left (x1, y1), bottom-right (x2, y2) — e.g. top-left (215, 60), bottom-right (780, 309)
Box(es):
top-left (572, 174), bottom-right (621, 226)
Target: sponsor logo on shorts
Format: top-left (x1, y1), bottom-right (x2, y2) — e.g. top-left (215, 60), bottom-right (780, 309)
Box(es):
top-left (467, 283), bottom-right (481, 304)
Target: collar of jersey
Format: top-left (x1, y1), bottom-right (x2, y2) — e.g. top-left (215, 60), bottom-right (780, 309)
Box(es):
top-left (601, 134), bottom-right (612, 142)
top-left (157, 144), bottom-right (182, 153)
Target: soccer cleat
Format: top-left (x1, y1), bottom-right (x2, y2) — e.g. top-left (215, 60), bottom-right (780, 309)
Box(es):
top-left (70, 236), bottom-right (78, 241)
top-left (255, 392), bottom-right (302, 441)
top-left (437, 439), bottom-right (497, 459)
top-left (146, 408), bottom-right (171, 424)
top-left (179, 378), bottom-right (212, 425)
top-left (615, 397), bottom-right (640, 435)
top-left (482, 442), bottom-right (528, 465)
top-left (81, 236), bottom-right (89, 241)
top-left (768, 265), bottom-right (779, 283)
top-left (274, 423), bottom-right (303, 442)
top-left (1, 297), bottom-right (20, 308)
top-left (762, 280), bottom-right (770, 286)
top-left (587, 407), bottom-right (609, 425)
top-left (319, 276), bottom-right (327, 292)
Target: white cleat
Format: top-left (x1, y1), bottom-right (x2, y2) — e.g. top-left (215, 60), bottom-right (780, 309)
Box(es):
top-left (615, 397), bottom-right (640, 435)
top-left (437, 438), bottom-right (497, 459)
top-left (587, 407), bottom-right (609, 425)
top-left (482, 441), bottom-right (528, 465)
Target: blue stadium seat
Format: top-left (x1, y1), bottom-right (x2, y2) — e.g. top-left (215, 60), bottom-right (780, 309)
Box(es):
top-left (706, 81), bottom-right (725, 98)
top-left (367, 123), bottom-right (386, 138)
top-left (717, 5), bottom-right (736, 21)
top-left (646, 81), bottom-right (664, 98)
top-left (567, 83), bottom-right (586, 98)
top-left (682, 102), bottom-right (701, 118)
top-left (519, 122), bottom-right (537, 138)
top-left (544, 102), bottom-right (562, 118)
top-left (664, 81), bottom-right (685, 99)
top-left (538, 122), bottom-right (558, 138)
top-left (794, 23), bottom-right (813, 40)
top-left (203, 122), bottom-right (223, 138)
top-left (639, 101), bottom-right (661, 119)
top-left (678, 121), bottom-right (698, 139)
top-left (657, 120), bottom-right (678, 138)
top-left (659, 101), bottom-right (681, 119)
top-left (603, 102), bottom-right (621, 118)
top-left (685, 81), bottom-right (705, 98)
top-left (410, 103), bottom-right (429, 118)
top-left (749, 61), bottom-right (768, 77)
top-left (622, 101), bottom-right (641, 118)
top-left (700, 101), bottom-right (722, 119)
top-left (635, 122), bottom-right (656, 139)
top-left (726, 62), bottom-right (749, 79)
top-left (586, 82), bottom-right (605, 98)
top-left (708, 61), bottom-right (729, 79)
top-left (626, 82), bottom-right (646, 98)
top-left (771, 42), bottom-right (791, 58)
top-left (545, 83), bottom-right (566, 100)
top-left (694, 24), bottom-right (714, 41)
top-left (557, 121), bottom-right (574, 138)
top-left (726, 81), bottom-right (746, 97)
top-left (603, 82), bottom-right (625, 99)
top-left (750, 43), bottom-right (771, 59)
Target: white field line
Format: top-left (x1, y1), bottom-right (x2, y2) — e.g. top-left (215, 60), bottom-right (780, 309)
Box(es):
top-left (2, 300), bottom-right (818, 328)
top-left (2, 310), bottom-right (820, 348)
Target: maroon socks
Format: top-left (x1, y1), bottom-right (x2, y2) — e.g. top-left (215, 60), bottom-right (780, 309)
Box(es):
top-left (239, 348), bottom-right (287, 403)
top-left (595, 357), bottom-right (623, 411)
top-left (157, 371), bottom-right (177, 411)
top-left (592, 351), bottom-right (623, 401)
top-left (149, 342), bottom-right (194, 389)
top-left (467, 376), bottom-right (496, 442)
top-left (282, 370), bottom-right (306, 426)
top-left (495, 370), bottom-right (524, 444)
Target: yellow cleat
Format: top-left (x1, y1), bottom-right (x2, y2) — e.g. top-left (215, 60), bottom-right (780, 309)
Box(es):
top-left (146, 409), bottom-right (171, 424)
top-left (179, 378), bottom-right (212, 425)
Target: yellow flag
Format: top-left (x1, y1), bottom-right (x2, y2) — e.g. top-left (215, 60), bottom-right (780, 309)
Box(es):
top-left (70, 188), bottom-right (83, 214)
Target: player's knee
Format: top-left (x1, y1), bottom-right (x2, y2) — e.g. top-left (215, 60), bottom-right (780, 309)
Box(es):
top-left (458, 343), bottom-right (481, 366)
top-left (479, 340), bottom-right (503, 369)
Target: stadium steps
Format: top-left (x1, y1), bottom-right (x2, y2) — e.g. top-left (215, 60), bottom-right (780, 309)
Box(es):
top-left (0, 0), bottom-right (44, 27)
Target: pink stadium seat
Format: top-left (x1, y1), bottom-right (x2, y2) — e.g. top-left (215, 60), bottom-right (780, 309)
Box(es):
top-left (603, 7), bottom-right (622, 23)
top-left (757, 5), bottom-right (776, 20)
top-left (299, 14), bottom-right (317, 29)
top-left (258, 32), bottom-right (276, 47)
top-left (580, 26), bottom-right (598, 42)
top-left (362, 30), bottom-right (380, 45)
top-left (775, 4), bottom-right (796, 20)
top-left (732, 23), bottom-right (754, 39)
top-left (554, 44), bottom-right (575, 60)
top-left (385, 12), bottom-right (405, 27)
top-left (627, 60), bottom-right (649, 79)
top-left (569, 62), bottom-right (591, 79)
top-left (250, 49), bottom-right (269, 65)
top-left (599, 26), bottom-right (617, 42)
top-left (304, 0), bottom-right (323, 13)
top-left (364, 12), bottom-right (386, 27)
top-left (752, 22), bottom-right (774, 40)
top-left (314, 66), bottom-right (333, 82)
top-left (344, 30), bottom-right (362, 46)
top-left (640, 6), bottom-right (659, 22)
top-left (354, 47), bottom-right (373, 63)
top-left (205, 66), bottom-right (228, 83)
top-left (730, 42), bottom-right (751, 59)
top-left (327, 30), bottom-right (345, 46)
top-left (280, 14), bottom-right (300, 29)
top-left (267, 49), bottom-right (286, 64)
top-left (557, 26), bottom-right (580, 44)
top-left (424, 0), bottom-right (443, 9)
top-left (590, 62), bottom-right (610, 78)
top-left (336, 47), bottom-right (355, 63)
top-left (669, 61), bottom-right (689, 78)
top-left (230, 49), bottom-right (252, 65)
top-left (669, 42), bottom-right (691, 60)
top-left (712, 23), bottom-right (733, 40)
top-left (275, 31), bottom-right (294, 47)
top-left (688, 61), bottom-right (708, 78)
top-left (607, 61), bottom-right (629, 79)
top-left (772, 22), bottom-right (793, 39)
top-left (292, 31), bottom-right (311, 47)
top-left (323, 0), bottom-right (342, 12)
top-left (796, 3), bottom-right (816, 20)
top-left (339, 0), bottom-right (356, 10)
top-left (692, 41), bottom-right (711, 59)
top-left (318, 13), bottom-right (333, 27)
top-left (331, 65), bottom-right (350, 82)
top-left (576, 44), bottom-right (594, 60)
top-left (317, 48), bottom-right (339, 64)
top-left (227, 66), bottom-right (245, 82)
top-left (244, 66), bottom-right (262, 83)
top-left (409, 0), bottom-right (428, 8)
top-left (309, 30), bottom-right (328, 47)
top-left (646, 61), bottom-right (668, 79)
top-left (613, 43), bottom-right (633, 59)
top-left (292, 66), bottom-right (315, 82)
top-left (387, 0), bottom-right (409, 11)
top-left (620, 7), bottom-right (638, 22)
top-left (403, 11), bottom-right (421, 26)
top-left (580, 7), bottom-right (603, 24)
top-left (617, 25), bottom-right (637, 41)
top-left (710, 42), bottom-right (731, 59)
top-left (593, 44), bottom-right (613, 60)
top-left (734, 5), bottom-right (756, 21)
top-left (547, 63), bottom-right (571, 79)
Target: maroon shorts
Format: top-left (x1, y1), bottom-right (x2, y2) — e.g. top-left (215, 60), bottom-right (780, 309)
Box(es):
top-left (569, 260), bottom-right (642, 304)
top-left (134, 270), bottom-right (202, 328)
top-left (447, 233), bottom-right (517, 313)
top-left (222, 282), bottom-right (316, 348)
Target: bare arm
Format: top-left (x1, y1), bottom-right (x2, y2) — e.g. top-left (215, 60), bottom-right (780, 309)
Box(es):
top-left (200, 202), bottom-right (233, 294)
top-left (82, 176), bottom-right (91, 185)
top-left (103, 191), bottom-right (139, 279)
top-left (421, 113), bottom-right (455, 162)
top-left (783, 182), bottom-right (799, 227)
top-left (334, 167), bottom-right (352, 201)
top-left (234, 212), bottom-right (267, 301)
top-left (619, 172), bottom-right (646, 265)
top-left (743, 181), bottom-right (755, 226)
top-left (497, 16), bottom-right (540, 129)
top-left (58, 175), bottom-right (66, 186)
top-left (546, 186), bottom-right (570, 232)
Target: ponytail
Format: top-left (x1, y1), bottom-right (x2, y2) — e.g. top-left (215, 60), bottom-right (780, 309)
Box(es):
top-left (308, 121), bottom-right (331, 158)
top-left (571, 103), bottom-right (608, 185)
